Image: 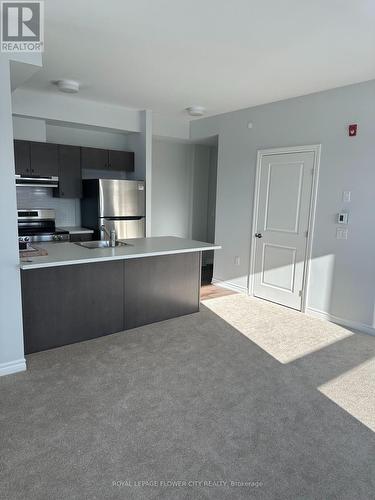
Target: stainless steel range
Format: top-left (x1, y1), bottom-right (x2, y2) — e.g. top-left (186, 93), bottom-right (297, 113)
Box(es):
top-left (17, 209), bottom-right (70, 243)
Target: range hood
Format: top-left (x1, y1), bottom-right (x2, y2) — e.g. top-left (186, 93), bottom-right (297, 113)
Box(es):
top-left (15, 175), bottom-right (59, 188)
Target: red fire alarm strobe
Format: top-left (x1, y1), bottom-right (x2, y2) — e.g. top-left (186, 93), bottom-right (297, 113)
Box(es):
top-left (349, 124), bottom-right (357, 137)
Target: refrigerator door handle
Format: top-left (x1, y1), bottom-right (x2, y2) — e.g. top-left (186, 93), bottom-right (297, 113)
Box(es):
top-left (101, 216), bottom-right (144, 221)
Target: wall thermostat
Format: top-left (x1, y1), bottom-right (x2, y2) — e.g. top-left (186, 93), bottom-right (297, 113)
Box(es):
top-left (337, 213), bottom-right (349, 224)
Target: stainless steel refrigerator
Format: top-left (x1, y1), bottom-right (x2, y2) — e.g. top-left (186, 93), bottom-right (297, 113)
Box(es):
top-left (81, 179), bottom-right (145, 239)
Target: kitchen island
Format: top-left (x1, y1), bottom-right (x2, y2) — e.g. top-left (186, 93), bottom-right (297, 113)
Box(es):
top-left (20, 237), bottom-right (220, 354)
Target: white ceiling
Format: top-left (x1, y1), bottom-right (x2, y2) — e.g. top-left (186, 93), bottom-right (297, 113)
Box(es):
top-left (20, 0), bottom-right (375, 119)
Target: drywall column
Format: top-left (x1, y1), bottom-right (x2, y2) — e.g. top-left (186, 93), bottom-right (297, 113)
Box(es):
top-left (143, 110), bottom-right (152, 236)
top-left (0, 56), bottom-right (26, 375)
top-left (128, 110), bottom-right (153, 236)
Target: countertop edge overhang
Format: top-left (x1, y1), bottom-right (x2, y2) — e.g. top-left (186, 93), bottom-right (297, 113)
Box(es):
top-left (19, 236), bottom-right (221, 270)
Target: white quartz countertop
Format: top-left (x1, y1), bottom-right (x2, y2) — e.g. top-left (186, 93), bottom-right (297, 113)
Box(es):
top-left (58, 226), bottom-right (94, 234)
top-left (19, 236), bottom-right (221, 270)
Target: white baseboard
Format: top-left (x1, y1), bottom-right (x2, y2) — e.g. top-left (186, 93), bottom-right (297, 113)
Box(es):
top-left (306, 307), bottom-right (375, 337)
top-left (0, 358), bottom-right (26, 377)
top-left (212, 278), bottom-right (248, 294)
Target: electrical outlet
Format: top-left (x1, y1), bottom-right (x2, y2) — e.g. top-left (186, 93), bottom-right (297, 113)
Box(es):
top-left (336, 228), bottom-right (348, 240)
top-left (234, 256), bottom-right (240, 266)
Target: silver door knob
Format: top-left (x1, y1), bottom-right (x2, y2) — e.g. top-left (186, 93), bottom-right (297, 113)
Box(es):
top-left (255, 233), bottom-right (263, 238)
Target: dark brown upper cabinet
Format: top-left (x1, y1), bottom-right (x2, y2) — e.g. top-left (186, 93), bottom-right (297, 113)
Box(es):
top-left (30, 141), bottom-right (59, 177)
top-left (81, 147), bottom-right (108, 170)
top-left (54, 145), bottom-right (82, 199)
top-left (108, 150), bottom-right (134, 171)
top-left (15, 141), bottom-right (134, 189)
top-left (14, 140), bottom-right (31, 175)
top-left (14, 140), bottom-right (59, 177)
top-left (81, 146), bottom-right (134, 172)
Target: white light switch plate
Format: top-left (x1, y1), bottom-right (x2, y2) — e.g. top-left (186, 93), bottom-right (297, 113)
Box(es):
top-left (336, 228), bottom-right (348, 240)
top-left (342, 191), bottom-right (351, 202)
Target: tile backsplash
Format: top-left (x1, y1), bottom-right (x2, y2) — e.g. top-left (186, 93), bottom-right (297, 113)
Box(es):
top-left (16, 187), bottom-right (80, 227)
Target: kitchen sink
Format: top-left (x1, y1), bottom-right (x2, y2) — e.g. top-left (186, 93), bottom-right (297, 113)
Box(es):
top-left (75, 240), bottom-right (130, 249)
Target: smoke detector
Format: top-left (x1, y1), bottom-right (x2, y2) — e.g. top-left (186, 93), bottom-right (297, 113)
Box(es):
top-left (186, 105), bottom-right (206, 117)
top-left (55, 79), bottom-right (80, 94)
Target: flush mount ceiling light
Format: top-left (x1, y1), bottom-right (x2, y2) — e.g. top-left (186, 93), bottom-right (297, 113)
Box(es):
top-left (54, 79), bottom-right (80, 94)
top-left (186, 105), bottom-right (206, 117)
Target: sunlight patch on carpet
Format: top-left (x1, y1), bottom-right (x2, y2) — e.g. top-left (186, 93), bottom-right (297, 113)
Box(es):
top-left (204, 294), bottom-right (353, 363)
top-left (318, 357), bottom-right (375, 432)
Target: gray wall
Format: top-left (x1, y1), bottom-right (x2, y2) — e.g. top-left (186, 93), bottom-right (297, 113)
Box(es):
top-left (190, 80), bottom-right (375, 330)
top-left (13, 116), bottom-right (46, 141)
top-left (46, 122), bottom-right (129, 150)
top-left (151, 139), bottom-right (194, 238)
top-left (151, 139), bottom-right (217, 254)
top-left (0, 57), bottom-right (25, 374)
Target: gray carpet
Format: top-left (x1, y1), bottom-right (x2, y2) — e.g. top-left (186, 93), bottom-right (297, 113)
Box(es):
top-left (205, 294), bottom-right (375, 432)
top-left (1, 304), bottom-right (375, 500)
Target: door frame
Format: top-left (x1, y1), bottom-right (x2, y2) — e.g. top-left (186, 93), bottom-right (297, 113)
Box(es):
top-left (248, 144), bottom-right (321, 312)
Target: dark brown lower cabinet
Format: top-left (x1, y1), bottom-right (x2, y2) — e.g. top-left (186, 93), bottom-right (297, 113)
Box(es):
top-left (69, 233), bottom-right (93, 243)
top-left (21, 252), bottom-right (201, 354)
top-left (21, 261), bottom-right (124, 354)
top-left (124, 253), bottom-right (201, 330)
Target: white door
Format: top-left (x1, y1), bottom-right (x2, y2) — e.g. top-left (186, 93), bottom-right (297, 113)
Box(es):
top-left (253, 151), bottom-right (315, 310)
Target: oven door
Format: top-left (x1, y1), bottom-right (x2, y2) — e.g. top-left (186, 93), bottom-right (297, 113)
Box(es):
top-left (18, 220), bottom-right (55, 236)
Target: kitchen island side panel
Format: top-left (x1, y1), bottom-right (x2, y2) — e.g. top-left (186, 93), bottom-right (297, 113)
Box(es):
top-left (124, 252), bottom-right (201, 330)
top-left (21, 261), bottom-right (124, 354)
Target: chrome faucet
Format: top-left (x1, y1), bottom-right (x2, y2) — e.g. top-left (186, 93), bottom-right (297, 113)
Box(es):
top-left (100, 225), bottom-right (117, 247)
